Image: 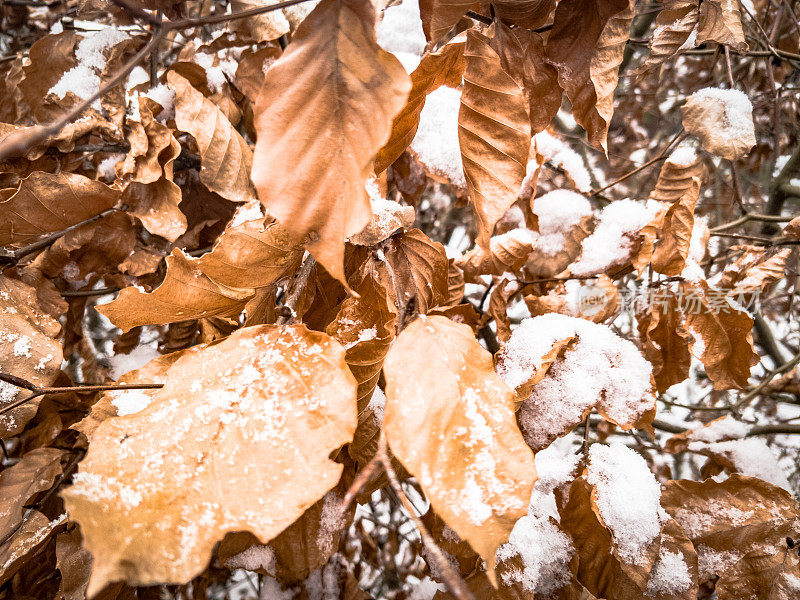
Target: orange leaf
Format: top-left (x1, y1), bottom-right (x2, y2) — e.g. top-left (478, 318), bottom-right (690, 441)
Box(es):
top-left (251, 0), bottom-right (411, 282)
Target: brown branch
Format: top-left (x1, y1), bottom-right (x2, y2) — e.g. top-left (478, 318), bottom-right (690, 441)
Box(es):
top-left (0, 373), bottom-right (164, 416)
top-left (167, 0), bottom-right (316, 29)
top-left (590, 131), bottom-right (687, 197)
top-left (376, 435), bottom-right (477, 600)
top-left (711, 213), bottom-right (793, 233)
top-left (276, 254), bottom-right (316, 325)
top-left (0, 206), bottom-right (123, 268)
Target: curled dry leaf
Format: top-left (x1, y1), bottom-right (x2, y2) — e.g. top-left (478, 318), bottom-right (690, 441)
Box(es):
top-left (347, 197), bottom-right (415, 247)
top-left (697, 0), bottom-right (748, 54)
top-left (681, 88), bottom-right (756, 160)
top-left (418, 0), bottom-right (477, 43)
top-left (97, 249), bottom-right (254, 333)
top-left (0, 275), bottom-right (63, 438)
top-left (196, 218), bottom-right (304, 290)
top-left (558, 476), bottom-right (658, 600)
top-left (718, 246), bottom-right (791, 296)
top-left (651, 177), bottom-right (700, 276)
top-left (0, 510), bottom-right (66, 587)
top-left (62, 324), bottom-right (357, 593)
top-left (168, 71), bottom-right (256, 204)
top-left (251, 0), bottom-right (411, 283)
top-left (326, 257), bottom-right (396, 463)
top-left (660, 475), bottom-right (800, 598)
top-left (680, 280), bottom-right (758, 390)
top-left (456, 228), bottom-right (537, 283)
top-left (650, 144), bottom-right (706, 203)
top-left (493, 0), bottom-right (556, 29)
top-left (783, 216), bottom-right (800, 241)
top-left (0, 447), bottom-right (64, 540)
top-left (635, 0), bottom-right (699, 80)
top-left (459, 27), bottom-right (531, 248)
top-left (545, 0), bottom-right (633, 152)
top-left (0, 172), bottom-right (119, 248)
top-left (375, 38), bottom-right (465, 174)
top-left (383, 315), bottom-right (537, 580)
top-left (637, 291), bottom-right (692, 393)
top-left (229, 0), bottom-right (290, 43)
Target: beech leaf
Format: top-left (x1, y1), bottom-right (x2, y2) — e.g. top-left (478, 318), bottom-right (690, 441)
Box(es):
top-left (168, 71), bottom-right (256, 204)
top-left (383, 315), bottom-right (537, 579)
top-left (62, 324), bottom-right (357, 593)
top-left (97, 249), bottom-right (254, 333)
top-left (459, 27), bottom-right (531, 248)
top-left (651, 176), bottom-right (700, 275)
top-left (251, 0), bottom-right (411, 282)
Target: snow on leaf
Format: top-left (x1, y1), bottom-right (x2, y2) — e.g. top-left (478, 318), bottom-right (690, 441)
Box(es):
top-left (383, 315), bottom-right (537, 580)
top-left (498, 314), bottom-right (656, 451)
top-left (61, 324), bottom-right (357, 593)
top-left (682, 87), bottom-right (756, 160)
top-left (251, 0), bottom-right (411, 283)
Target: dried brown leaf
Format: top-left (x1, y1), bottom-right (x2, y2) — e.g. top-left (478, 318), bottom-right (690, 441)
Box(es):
top-left (545, 0), bottom-right (633, 152)
top-left (196, 218), bottom-right (304, 290)
top-left (0, 275), bottom-right (63, 438)
top-left (680, 280), bottom-right (758, 389)
top-left (0, 448), bottom-right (64, 540)
top-left (97, 249), bottom-right (254, 333)
top-left (418, 0), bottom-right (477, 43)
top-left (697, 0), bottom-right (748, 53)
top-left (652, 177), bottom-right (700, 275)
top-left (681, 89), bottom-right (756, 160)
top-left (0, 172), bottom-right (119, 249)
top-left (493, 0), bottom-right (556, 29)
top-left (384, 315), bottom-right (537, 578)
top-left (62, 324), bottom-right (357, 593)
top-left (0, 510), bottom-right (64, 586)
top-left (459, 27), bottom-right (531, 248)
top-left (650, 146), bottom-right (707, 203)
top-left (456, 229), bottom-right (536, 283)
top-left (168, 71), bottom-right (256, 204)
top-left (251, 0), bottom-right (411, 282)
top-left (635, 0), bottom-right (700, 80)
top-left (637, 291), bottom-right (692, 393)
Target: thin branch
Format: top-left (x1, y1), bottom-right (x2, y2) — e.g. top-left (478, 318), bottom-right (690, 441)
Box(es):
top-left (0, 373), bottom-right (164, 416)
top-left (0, 206), bottom-right (123, 268)
top-left (167, 0), bottom-right (317, 29)
top-left (377, 435), bottom-right (477, 600)
top-left (276, 254), bottom-right (316, 325)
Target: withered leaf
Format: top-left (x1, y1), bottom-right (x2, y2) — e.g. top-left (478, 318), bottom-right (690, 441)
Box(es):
top-left (545, 0), bottom-right (633, 152)
top-left (0, 172), bottom-right (119, 249)
top-left (637, 291), bottom-right (692, 393)
top-left (383, 315), bottom-right (537, 579)
top-left (56, 525), bottom-right (93, 600)
top-left (251, 0), bottom-right (411, 282)
top-left (682, 88), bottom-right (756, 160)
top-left (456, 229), bottom-right (536, 283)
top-left (650, 145), bottom-right (707, 203)
top-left (0, 447), bottom-right (64, 540)
top-left (375, 38), bottom-right (466, 174)
top-left (697, 0), bottom-right (748, 54)
top-left (661, 475), bottom-right (800, 598)
top-left (0, 510), bottom-right (65, 586)
top-left (680, 280), bottom-right (758, 390)
top-left (635, 0), bottom-right (699, 80)
top-left (719, 246), bottom-right (791, 296)
top-left (651, 177), bottom-right (700, 275)
top-left (0, 275), bottom-right (63, 438)
top-left (196, 218), bottom-right (304, 290)
top-left (62, 324), bottom-right (357, 593)
top-left (168, 71), bottom-right (256, 204)
top-left (97, 249), bottom-right (254, 333)
top-left (229, 0), bottom-right (290, 42)
top-left (493, 0), bottom-right (556, 29)
top-left (459, 27), bottom-right (531, 248)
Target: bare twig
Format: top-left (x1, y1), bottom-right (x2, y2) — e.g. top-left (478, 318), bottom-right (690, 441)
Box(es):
top-left (0, 373), bottom-right (164, 416)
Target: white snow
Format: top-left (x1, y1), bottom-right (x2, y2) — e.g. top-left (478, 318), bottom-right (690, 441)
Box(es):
top-left (587, 443), bottom-right (663, 566)
top-left (109, 343), bottom-right (160, 380)
top-left (226, 544), bottom-right (275, 573)
top-left (97, 154), bottom-right (123, 181)
top-left (143, 84), bottom-right (176, 122)
top-left (685, 87), bottom-right (755, 148)
top-left (194, 52), bottom-right (237, 94)
top-left (646, 548), bottom-right (693, 596)
top-left (688, 416), bottom-right (747, 442)
top-left (570, 199), bottom-right (662, 276)
top-left (688, 437), bottom-right (792, 491)
top-left (531, 190), bottom-right (593, 256)
top-left (497, 314), bottom-right (654, 449)
top-left (230, 201), bottom-right (265, 228)
top-left (377, 0), bottom-right (426, 74)
top-left (534, 131), bottom-right (593, 192)
top-left (50, 28), bottom-right (129, 105)
top-left (410, 86), bottom-right (466, 188)
top-left (666, 143), bottom-right (698, 166)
